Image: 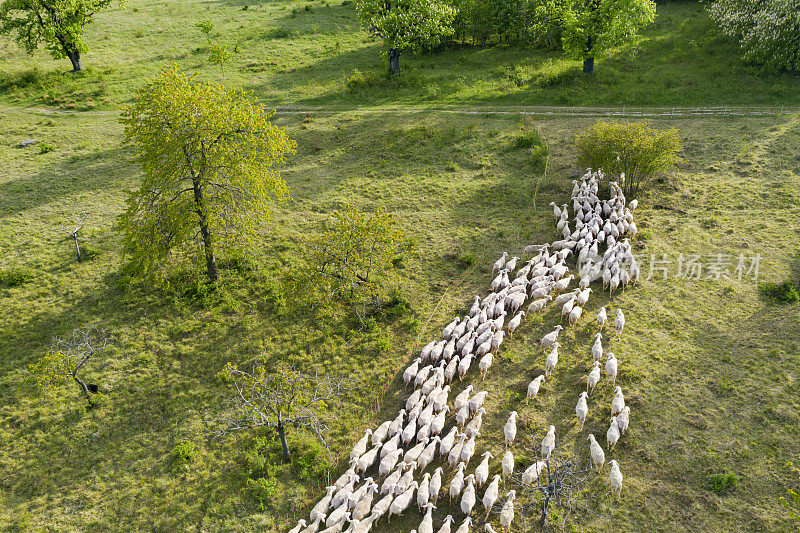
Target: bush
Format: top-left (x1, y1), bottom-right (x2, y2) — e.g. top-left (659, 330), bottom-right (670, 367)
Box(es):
top-left (39, 142), bottom-right (55, 154)
top-left (759, 281), bottom-right (800, 303)
top-left (456, 250), bottom-right (475, 269)
top-left (707, 472), bottom-right (739, 495)
top-left (0, 267), bottom-right (34, 287)
top-left (510, 130), bottom-right (543, 150)
top-left (172, 441), bottom-right (196, 465)
top-left (575, 121), bottom-right (682, 197)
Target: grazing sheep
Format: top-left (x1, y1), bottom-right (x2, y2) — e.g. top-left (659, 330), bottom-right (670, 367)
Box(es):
top-left (576, 287), bottom-right (592, 306)
top-left (614, 309), bottom-right (625, 338)
top-left (449, 434), bottom-right (468, 468)
top-left (545, 342), bottom-right (561, 378)
top-left (553, 274), bottom-right (573, 292)
top-left (461, 474), bottom-right (478, 516)
top-left (454, 517), bottom-right (473, 533)
top-left (395, 462), bottom-right (418, 496)
top-left (300, 517), bottom-right (323, 533)
top-left (454, 385), bottom-right (474, 412)
top-left (505, 256), bottom-right (519, 273)
top-left (310, 485), bottom-right (336, 522)
top-left (350, 429), bottom-right (373, 462)
top-left (611, 386), bottom-right (625, 416)
top-left (499, 491), bottom-right (516, 532)
top-left (417, 473), bottom-right (432, 511)
top-left (607, 417), bottom-right (620, 450)
top-left (504, 411), bottom-right (518, 447)
top-left (372, 420), bottom-right (392, 446)
top-left (501, 451), bottom-right (514, 482)
top-left (575, 391), bottom-right (589, 431)
top-left (469, 391), bottom-right (489, 414)
top-left (591, 333), bottom-right (603, 361)
top-left (475, 452), bottom-right (493, 487)
top-left (587, 434), bottom-right (605, 470)
top-left (568, 305), bottom-right (583, 326)
top-left (457, 353), bottom-right (474, 380)
top-left (460, 432), bottom-right (480, 465)
top-left (456, 405), bottom-right (471, 429)
top-left (404, 358), bottom-right (423, 388)
top-left (587, 361), bottom-right (601, 394)
top-left (325, 499), bottom-right (351, 528)
top-left (541, 425), bottom-right (556, 459)
top-left (476, 338), bottom-right (493, 358)
top-left (379, 449), bottom-right (404, 478)
top-left (388, 481), bottom-right (419, 522)
top-left (596, 307), bottom-right (607, 330)
top-left (405, 438), bottom-right (429, 465)
top-left (540, 325), bottom-right (563, 350)
top-left (554, 289), bottom-right (579, 305)
top-left (482, 474), bottom-right (501, 519)
top-left (526, 375), bottom-right (545, 403)
top-left (617, 406), bottom-right (630, 435)
top-left (507, 311), bottom-right (524, 336)
top-left (430, 466), bottom-right (444, 504)
top-left (561, 298), bottom-right (576, 321)
top-left (609, 460), bottom-right (623, 497)
top-left (478, 352), bottom-right (494, 380)
top-left (443, 317), bottom-right (460, 340)
top-left (352, 483), bottom-right (378, 521)
top-left (465, 408), bottom-right (486, 438)
top-left (522, 460), bottom-right (547, 485)
top-left (450, 462), bottom-right (467, 502)
top-left (418, 502), bottom-right (437, 533)
top-left (439, 427), bottom-right (459, 458)
top-left (437, 516), bottom-right (455, 533)
top-left (493, 253), bottom-right (509, 274)
top-left (527, 296), bottom-right (552, 313)
top-left (606, 352), bottom-right (618, 385)
top-left (289, 520), bottom-right (307, 533)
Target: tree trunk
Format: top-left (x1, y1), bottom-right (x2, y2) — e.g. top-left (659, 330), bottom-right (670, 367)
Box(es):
top-left (191, 177), bottom-right (219, 282)
top-left (277, 421), bottom-right (292, 462)
top-left (72, 234), bottom-right (82, 262)
top-left (388, 47), bottom-right (400, 76)
top-left (66, 47), bottom-right (82, 72)
top-left (72, 374), bottom-right (93, 404)
top-left (583, 36), bottom-right (594, 74)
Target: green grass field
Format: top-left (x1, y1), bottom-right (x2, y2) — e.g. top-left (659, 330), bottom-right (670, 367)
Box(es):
top-left (1, 0), bottom-right (800, 531)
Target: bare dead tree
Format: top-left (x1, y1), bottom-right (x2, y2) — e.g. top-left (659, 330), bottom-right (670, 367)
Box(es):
top-left (27, 324), bottom-right (111, 405)
top-left (213, 357), bottom-right (346, 462)
top-left (55, 214), bottom-right (87, 262)
top-left (512, 434), bottom-right (594, 529)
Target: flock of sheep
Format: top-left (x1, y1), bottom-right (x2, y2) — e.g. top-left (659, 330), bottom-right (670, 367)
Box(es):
top-left (290, 169), bottom-right (638, 533)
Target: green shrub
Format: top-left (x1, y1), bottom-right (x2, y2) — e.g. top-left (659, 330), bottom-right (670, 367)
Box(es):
top-left (759, 281), bottom-right (800, 303)
top-left (0, 267), bottom-right (34, 287)
top-left (707, 472), bottom-right (739, 495)
top-left (510, 130), bottom-right (542, 150)
top-left (247, 476), bottom-right (279, 508)
top-left (456, 250), bottom-right (475, 269)
top-left (80, 245), bottom-right (101, 260)
top-left (575, 121), bottom-right (682, 196)
top-left (39, 142), bottom-right (55, 154)
top-left (172, 440), bottom-right (196, 465)
top-left (346, 68), bottom-right (370, 90)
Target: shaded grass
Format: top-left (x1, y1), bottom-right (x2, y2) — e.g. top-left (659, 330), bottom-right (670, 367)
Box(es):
top-left (1, 104), bottom-right (799, 531)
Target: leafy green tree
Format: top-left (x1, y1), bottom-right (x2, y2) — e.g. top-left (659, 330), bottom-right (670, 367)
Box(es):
top-left (708, 0), bottom-right (800, 72)
top-left (575, 120), bottom-right (682, 196)
top-left (355, 0), bottom-right (456, 75)
top-left (306, 204), bottom-right (406, 317)
top-left (0, 0), bottom-right (121, 72)
top-left (119, 66), bottom-right (296, 283)
top-left (544, 0), bottom-right (656, 74)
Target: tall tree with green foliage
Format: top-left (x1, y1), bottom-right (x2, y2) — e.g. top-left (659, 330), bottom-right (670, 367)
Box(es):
top-left (0, 0), bottom-right (121, 71)
top-left (708, 0), bottom-right (800, 72)
top-left (356, 0), bottom-right (456, 75)
top-left (119, 66), bottom-right (296, 283)
top-left (542, 0), bottom-right (656, 74)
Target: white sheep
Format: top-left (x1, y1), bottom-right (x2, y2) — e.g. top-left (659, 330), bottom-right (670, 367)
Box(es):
top-left (475, 452), bottom-right (493, 487)
top-left (430, 466), bottom-right (443, 504)
top-left (501, 451), bottom-right (514, 482)
top-left (617, 406), bottom-right (630, 435)
top-left (568, 305), bottom-right (583, 326)
top-left (505, 256), bottom-right (519, 272)
top-left (499, 491), bottom-right (516, 532)
top-left (492, 252), bottom-right (509, 274)
top-left (460, 432), bottom-right (480, 465)
top-left (395, 462), bottom-right (418, 496)
top-left (545, 342), bottom-right (561, 378)
top-left (526, 375), bottom-right (545, 403)
top-left (504, 411), bottom-right (518, 448)
top-left (372, 420), bottom-right (391, 446)
top-left (596, 307), bottom-right (607, 330)
top-left (370, 492), bottom-right (394, 522)
top-left (457, 353), bottom-right (474, 380)
top-left (404, 438), bottom-right (428, 465)
top-left (587, 434), bottom-right (605, 470)
top-left (450, 462), bottom-right (467, 502)
top-left (454, 517), bottom-right (473, 533)
top-left (540, 325), bottom-right (563, 350)
top-left (325, 498), bottom-right (351, 527)
top-left (380, 433), bottom-right (400, 460)
top-left (591, 333), bottom-right (603, 361)
top-left (611, 386), bottom-right (625, 416)
top-left (289, 520), bottom-right (306, 533)
top-left (456, 405), bottom-right (471, 429)
top-left (587, 361), bottom-right (601, 393)
top-left (454, 385), bottom-right (473, 412)
top-left (381, 463), bottom-right (404, 495)
top-left (575, 391), bottom-right (589, 431)
top-left (609, 460), bottom-right (623, 497)
top-left (605, 352), bottom-right (618, 385)
top-left (541, 425), bottom-right (556, 459)
top-left (449, 434), bottom-right (468, 468)
top-left (607, 417), bottom-right (620, 450)
top-left (437, 515), bottom-right (455, 533)
top-left (417, 472), bottom-right (432, 510)
top-left (469, 391), bottom-right (489, 413)
top-left (300, 517), bottom-right (323, 533)
top-left (379, 449), bottom-right (404, 478)
top-left (576, 287), bottom-right (592, 306)
top-left (482, 474), bottom-right (501, 519)
top-left (352, 483), bottom-right (378, 521)
top-left (401, 417), bottom-right (418, 445)
top-left (418, 502), bottom-right (437, 533)
top-left (348, 514), bottom-right (377, 533)
top-left (527, 295), bottom-right (552, 313)
top-left (614, 309), bottom-right (625, 338)
top-left (350, 429), bottom-right (373, 462)
top-left (310, 485), bottom-right (336, 522)
top-left (460, 474), bottom-right (477, 516)
top-left (438, 427), bottom-right (459, 458)
top-left (404, 358), bottom-right (423, 388)
top-left (507, 311), bottom-right (524, 336)
top-left (485, 524), bottom-right (499, 533)
top-left (388, 481), bottom-right (419, 522)
top-left (522, 460), bottom-right (547, 485)
top-left (465, 407), bottom-right (486, 438)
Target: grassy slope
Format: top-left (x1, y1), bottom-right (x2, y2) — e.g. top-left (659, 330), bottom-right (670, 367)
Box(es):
top-left (0, 1), bottom-right (798, 110)
top-left (1, 106), bottom-right (799, 531)
top-left (1, 0), bottom-right (800, 531)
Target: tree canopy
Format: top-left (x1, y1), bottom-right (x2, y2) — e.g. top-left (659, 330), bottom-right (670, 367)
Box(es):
top-left (0, 0), bottom-right (120, 71)
top-left (119, 66), bottom-right (296, 283)
top-left (544, 0), bottom-right (656, 73)
top-left (356, 0), bottom-right (456, 74)
top-left (708, 0), bottom-right (800, 72)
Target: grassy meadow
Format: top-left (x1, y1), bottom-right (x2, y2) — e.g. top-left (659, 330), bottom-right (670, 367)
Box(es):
top-left (1, 0), bottom-right (800, 532)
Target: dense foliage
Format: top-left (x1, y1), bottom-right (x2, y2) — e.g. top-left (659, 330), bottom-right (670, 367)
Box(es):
top-left (575, 121), bottom-right (682, 196)
top-left (708, 0), bottom-right (800, 72)
top-left (0, 0), bottom-right (119, 71)
top-left (119, 66), bottom-right (296, 283)
top-left (355, 0), bottom-right (456, 74)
